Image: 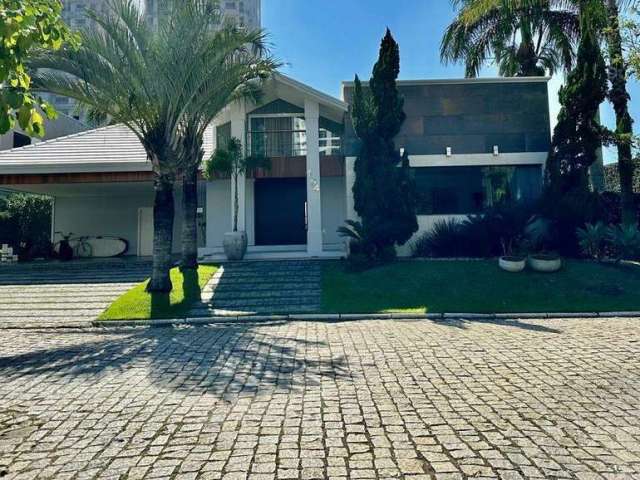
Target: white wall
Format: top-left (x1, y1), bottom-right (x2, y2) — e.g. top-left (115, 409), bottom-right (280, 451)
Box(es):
top-left (53, 186), bottom-right (192, 256)
top-left (321, 176), bottom-right (347, 247)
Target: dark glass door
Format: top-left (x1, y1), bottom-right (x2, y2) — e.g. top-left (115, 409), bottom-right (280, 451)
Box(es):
top-left (254, 178), bottom-right (307, 246)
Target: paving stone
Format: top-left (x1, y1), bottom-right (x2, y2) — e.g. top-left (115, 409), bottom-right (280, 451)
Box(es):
top-left (190, 261), bottom-right (321, 316)
top-left (0, 318), bottom-right (639, 479)
top-left (0, 259), bottom-right (151, 327)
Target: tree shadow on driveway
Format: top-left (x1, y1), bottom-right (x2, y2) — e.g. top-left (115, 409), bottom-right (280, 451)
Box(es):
top-left (0, 323), bottom-right (350, 399)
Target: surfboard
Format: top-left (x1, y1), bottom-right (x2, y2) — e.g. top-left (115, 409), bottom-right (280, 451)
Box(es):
top-left (55, 237), bottom-right (129, 258)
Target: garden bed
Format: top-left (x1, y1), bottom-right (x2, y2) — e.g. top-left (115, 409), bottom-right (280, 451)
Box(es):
top-left (321, 259), bottom-right (640, 314)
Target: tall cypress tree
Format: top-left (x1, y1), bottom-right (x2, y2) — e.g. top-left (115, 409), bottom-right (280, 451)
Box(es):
top-left (351, 29), bottom-right (418, 257)
top-left (546, 1), bottom-right (608, 195)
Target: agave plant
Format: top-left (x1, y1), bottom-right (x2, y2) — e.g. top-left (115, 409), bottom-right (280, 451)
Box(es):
top-left (576, 221), bottom-right (608, 260)
top-left (607, 223), bottom-right (640, 262)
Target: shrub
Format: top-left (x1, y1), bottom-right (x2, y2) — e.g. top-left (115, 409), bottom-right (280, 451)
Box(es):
top-left (0, 193), bottom-right (53, 260)
top-left (411, 219), bottom-right (466, 258)
top-left (576, 222), bottom-right (608, 260)
top-left (607, 224), bottom-right (640, 262)
top-left (536, 190), bottom-right (608, 256)
top-left (338, 220), bottom-right (397, 270)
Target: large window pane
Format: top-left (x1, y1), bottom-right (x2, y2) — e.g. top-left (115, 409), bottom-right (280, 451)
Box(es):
top-left (413, 165), bottom-right (542, 215)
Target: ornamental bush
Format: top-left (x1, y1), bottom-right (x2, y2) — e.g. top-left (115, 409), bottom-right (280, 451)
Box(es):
top-left (0, 193), bottom-right (52, 260)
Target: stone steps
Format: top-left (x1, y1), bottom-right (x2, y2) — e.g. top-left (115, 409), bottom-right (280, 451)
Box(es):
top-left (192, 260), bottom-right (322, 316)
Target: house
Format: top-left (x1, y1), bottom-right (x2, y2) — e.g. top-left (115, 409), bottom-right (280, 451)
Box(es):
top-left (0, 73), bottom-right (551, 259)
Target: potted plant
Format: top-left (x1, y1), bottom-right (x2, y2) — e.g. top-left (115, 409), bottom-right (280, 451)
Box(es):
top-left (528, 253), bottom-right (563, 272)
top-left (204, 137), bottom-right (270, 261)
top-left (498, 236), bottom-right (526, 272)
top-left (523, 216), bottom-right (562, 272)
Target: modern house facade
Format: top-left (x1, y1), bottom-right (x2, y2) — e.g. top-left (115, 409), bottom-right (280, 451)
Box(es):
top-left (0, 73), bottom-right (551, 259)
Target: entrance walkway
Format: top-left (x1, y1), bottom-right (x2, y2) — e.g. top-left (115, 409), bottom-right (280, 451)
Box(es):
top-left (190, 260), bottom-right (322, 316)
top-left (0, 259), bottom-right (151, 327)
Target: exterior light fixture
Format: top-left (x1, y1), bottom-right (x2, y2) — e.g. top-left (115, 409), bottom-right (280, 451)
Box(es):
top-left (493, 145), bottom-right (500, 156)
top-left (446, 147), bottom-right (452, 157)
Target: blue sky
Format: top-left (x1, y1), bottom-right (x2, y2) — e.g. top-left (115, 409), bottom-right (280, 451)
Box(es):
top-left (263, 0), bottom-right (639, 164)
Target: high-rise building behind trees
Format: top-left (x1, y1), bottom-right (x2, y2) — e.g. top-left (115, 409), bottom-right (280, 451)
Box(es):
top-left (42, 0), bottom-right (262, 118)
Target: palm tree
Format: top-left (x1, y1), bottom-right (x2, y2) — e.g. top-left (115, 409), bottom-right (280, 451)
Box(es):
top-left (31, 0), bottom-right (198, 292)
top-left (168, 1), bottom-right (277, 270)
top-left (603, 0), bottom-right (638, 224)
top-left (441, 0), bottom-right (580, 77)
top-left (31, 0), bottom-right (277, 288)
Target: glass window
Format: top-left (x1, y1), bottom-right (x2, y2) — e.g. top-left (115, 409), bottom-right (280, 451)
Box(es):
top-left (413, 165), bottom-right (542, 215)
top-left (215, 122), bottom-right (231, 149)
top-left (249, 116), bottom-right (306, 157)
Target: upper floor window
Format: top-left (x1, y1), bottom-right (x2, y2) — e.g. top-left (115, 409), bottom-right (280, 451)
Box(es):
top-left (248, 114), bottom-right (342, 157)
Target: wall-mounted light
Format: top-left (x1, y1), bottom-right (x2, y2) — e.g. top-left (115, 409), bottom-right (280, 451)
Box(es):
top-left (399, 147), bottom-right (405, 157)
top-left (446, 147), bottom-right (452, 157)
top-left (493, 145), bottom-right (500, 156)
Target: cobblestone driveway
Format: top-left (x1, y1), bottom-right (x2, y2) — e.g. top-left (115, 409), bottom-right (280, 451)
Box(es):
top-left (1, 318), bottom-right (639, 479)
top-left (0, 261), bottom-right (151, 327)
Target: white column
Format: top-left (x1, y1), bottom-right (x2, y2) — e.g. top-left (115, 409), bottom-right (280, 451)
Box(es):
top-left (230, 101), bottom-right (247, 232)
top-left (305, 99), bottom-right (323, 255)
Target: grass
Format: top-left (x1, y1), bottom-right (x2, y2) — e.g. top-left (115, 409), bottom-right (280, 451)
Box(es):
top-left (99, 265), bottom-right (217, 321)
top-left (322, 259), bottom-right (640, 314)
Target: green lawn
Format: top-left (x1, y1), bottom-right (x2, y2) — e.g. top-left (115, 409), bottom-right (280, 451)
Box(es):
top-left (322, 260), bottom-right (640, 314)
top-left (99, 265), bottom-right (217, 321)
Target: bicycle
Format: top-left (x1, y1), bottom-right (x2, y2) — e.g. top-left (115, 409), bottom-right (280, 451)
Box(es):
top-left (72, 236), bottom-right (93, 258)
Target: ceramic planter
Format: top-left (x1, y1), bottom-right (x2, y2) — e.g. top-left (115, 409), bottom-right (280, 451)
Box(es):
top-left (223, 231), bottom-right (248, 261)
top-left (499, 256), bottom-right (526, 273)
top-left (529, 254), bottom-right (562, 273)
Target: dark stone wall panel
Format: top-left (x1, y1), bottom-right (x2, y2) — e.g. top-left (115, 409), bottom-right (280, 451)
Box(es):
top-left (343, 80), bottom-right (551, 157)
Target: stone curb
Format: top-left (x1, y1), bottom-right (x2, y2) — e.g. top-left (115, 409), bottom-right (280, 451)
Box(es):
top-left (88, 311), bottom-right (640, 328)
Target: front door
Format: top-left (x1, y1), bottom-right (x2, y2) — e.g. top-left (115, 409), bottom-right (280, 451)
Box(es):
top-left (254, 178), bottom-right (307, 246)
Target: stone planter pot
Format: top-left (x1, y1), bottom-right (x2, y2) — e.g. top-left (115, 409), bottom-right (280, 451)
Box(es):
top-left (529, 254), bottom-right (562, 273)
top-left (499, 256), bottom-right (526, 273)
top-left (223, 231), bottom-right (248, 261)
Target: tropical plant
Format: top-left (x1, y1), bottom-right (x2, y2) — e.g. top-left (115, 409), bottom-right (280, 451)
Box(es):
top-left (204, 137), bottom-right (270, 232)
top-left (603, 0), bottom-right (638, 224)
top-left (411, 219), bottom-right (466, 258)
top-left (30, 0), bottom-right (206, 292)
top-left (29, 0), bottom-right (274, 290)
top-left (546, 0), bottom-right (609, 194)
top-left (607, 223), bottom-right (640, 260)
top-left (171, 2), bottom-right (276, 270)
top-left (577, 221), bottom-right (608, 259)
top-left (623, 9), bottom-right (640, 78)
top-left (351, 29), bottom-right (418, 261)
top-left (441, 0), bottom-right (580, 77)
top-left (0, 0), bottom-right (77, 136)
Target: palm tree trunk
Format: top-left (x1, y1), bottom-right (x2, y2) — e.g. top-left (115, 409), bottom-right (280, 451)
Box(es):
top-left (147, 176), bottom-right (175, 293)
top-left (180, 166), bottom-right (199, 270)
top-left (605, 0), bottom-right (636, 224)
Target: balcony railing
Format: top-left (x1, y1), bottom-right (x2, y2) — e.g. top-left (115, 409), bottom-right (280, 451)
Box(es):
top-left (247, 130), bottom-right (342, 157)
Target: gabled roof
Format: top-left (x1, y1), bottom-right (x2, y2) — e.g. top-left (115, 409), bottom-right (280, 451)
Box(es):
top-left (274, 73), bottom-right (348, 112)
top-left (0, 124), bottom-right (214, 175)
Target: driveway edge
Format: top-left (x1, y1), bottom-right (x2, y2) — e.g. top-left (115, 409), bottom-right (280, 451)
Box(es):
top-left (90, 311), bottom-right (640, 328)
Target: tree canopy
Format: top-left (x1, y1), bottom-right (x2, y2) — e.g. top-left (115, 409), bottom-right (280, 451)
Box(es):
top-left (0, 0), bottom-right (77, 136)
